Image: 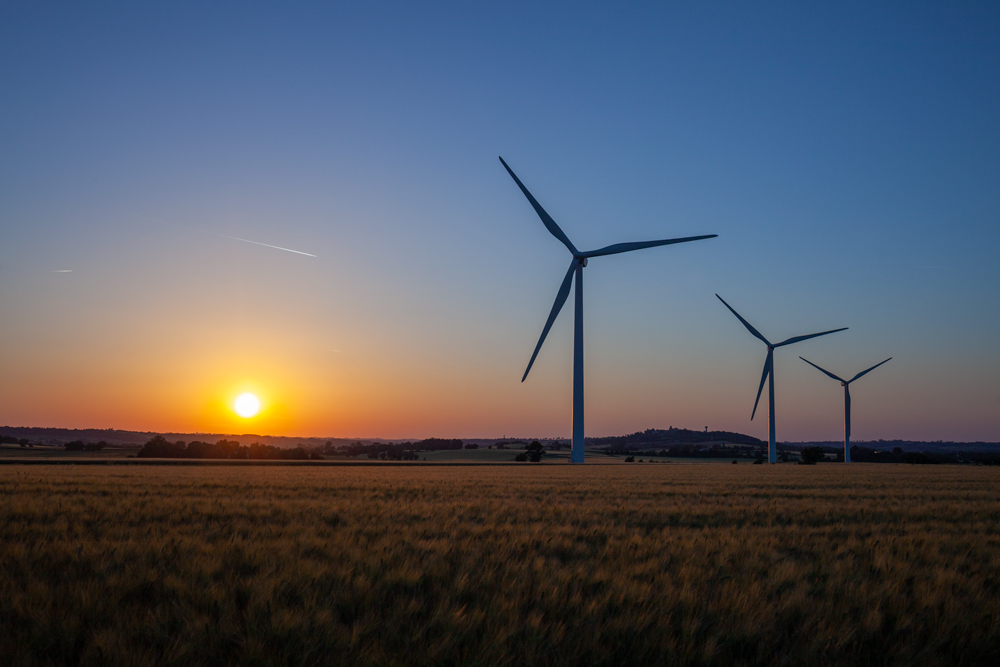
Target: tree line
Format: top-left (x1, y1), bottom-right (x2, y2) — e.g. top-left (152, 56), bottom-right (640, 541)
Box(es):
top-left (136, 436), bottom-right (320, 460)
top-left (335, 438), bottom-right (464, 459)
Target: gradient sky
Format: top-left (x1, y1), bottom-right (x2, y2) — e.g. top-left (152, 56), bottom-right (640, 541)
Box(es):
top-left (2, 2), bottom-right (998, 442)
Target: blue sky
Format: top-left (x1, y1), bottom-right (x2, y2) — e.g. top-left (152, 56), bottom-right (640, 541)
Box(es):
top-left (1, 2), bottom-right (998, 441)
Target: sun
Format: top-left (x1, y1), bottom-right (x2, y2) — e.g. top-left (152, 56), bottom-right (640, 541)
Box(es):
top-left (234, 393), bottom-right (260, 418)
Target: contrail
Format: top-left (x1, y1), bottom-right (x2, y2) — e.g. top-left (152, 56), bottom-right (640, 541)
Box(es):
top-left (197, 230), bottom-right (317, 257)
top-left (131, 214), bottom-right (317, 257)
top-left (52, 270), bottom-right (73, 273)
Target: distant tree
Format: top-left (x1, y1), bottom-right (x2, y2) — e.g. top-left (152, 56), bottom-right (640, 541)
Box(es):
top-left (417, 438), bottom-right (463, 451)
top-left (731, 460), bottom-right (738, 464)
top-left (137, 436), bottom-right (185, 458)
top-left (464, 443), bottom-right (479, 450)
top-left (625, 456), bottom-right (635, 463)
top-left (526, 441), bottom-right (544, 462)
top-left (65, 440), bottom-right (86, 452)
top-left (799, 446), bottom-right (825, 465)
top-left (514, 452), bottom-right (528, 462)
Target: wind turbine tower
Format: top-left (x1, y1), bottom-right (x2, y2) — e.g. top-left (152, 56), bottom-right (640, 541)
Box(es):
top-left (716, 294), bottom-right (847, 463)
top-left (501, 156), bottom-right (717, 463)
top-left (799, 356), bottom-right (892, 462)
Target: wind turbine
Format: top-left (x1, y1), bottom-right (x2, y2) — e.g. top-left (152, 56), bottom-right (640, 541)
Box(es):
top-left (715, 294), bottom-right (847, 463)
top-left (501, 156), bottom-right (717, 463)
top-left (799, 356), bottom-right (892, 462)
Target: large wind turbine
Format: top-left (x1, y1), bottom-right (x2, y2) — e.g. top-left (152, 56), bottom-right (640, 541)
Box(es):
top-left (716, 294), bottom-right (847, 463)
top-left (501, 156), bottom-right (717, 463)
top-left (799, 356), bottom-right (892, 462)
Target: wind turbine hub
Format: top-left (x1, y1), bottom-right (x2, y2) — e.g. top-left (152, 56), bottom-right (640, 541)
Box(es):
top-left (579, 257), bottom-right (588, 267)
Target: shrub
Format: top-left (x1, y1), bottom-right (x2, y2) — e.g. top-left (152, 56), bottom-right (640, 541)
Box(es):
top-left (799, 446), bottom-right (826, 465)
top-left (526, 441), bottom-right (544, 462)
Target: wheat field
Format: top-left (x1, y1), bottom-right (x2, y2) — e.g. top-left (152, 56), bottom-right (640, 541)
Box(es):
top-left (1, 463), bottom-right (998, 666)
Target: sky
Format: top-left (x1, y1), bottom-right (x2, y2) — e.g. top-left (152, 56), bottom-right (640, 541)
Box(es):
top-left (1, 2), bottom-right (998, 442)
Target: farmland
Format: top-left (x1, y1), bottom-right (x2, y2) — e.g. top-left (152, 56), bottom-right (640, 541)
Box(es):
top-left (2, 463), bottom-right (999, 666)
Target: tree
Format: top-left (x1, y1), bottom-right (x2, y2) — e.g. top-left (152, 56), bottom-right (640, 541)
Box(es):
top-left (799, 446), bottom-right (825, 465)
top-left (526, 441), bottom-right (544, 462)
top-left (514, 452), bottom-right (528, 462)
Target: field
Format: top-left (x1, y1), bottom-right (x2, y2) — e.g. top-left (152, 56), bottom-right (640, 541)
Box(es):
top-left (2, 463), bottom-right (999, 666)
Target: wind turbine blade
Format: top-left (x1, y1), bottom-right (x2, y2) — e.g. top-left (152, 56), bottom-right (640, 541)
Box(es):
top-left (716, 294), bottom-right (770, 346)
top-left (848, 357), bottom-right (892, 383)
top-left (774, 327), bottom-right (848, 347)
top-left (751, 350), bottom-right (773, 421)
top-left (799, 357), bottom-right (846, 383)
top-left (522, 259), bottom-right (578, 382)
top-left (499, 157), bottom-right (578, 256)
top-left (581, 234), bottom-right (717, 259)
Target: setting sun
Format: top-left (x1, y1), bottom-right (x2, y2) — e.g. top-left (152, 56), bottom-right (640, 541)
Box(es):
top-left (234, 393), bottom-right (260, 418)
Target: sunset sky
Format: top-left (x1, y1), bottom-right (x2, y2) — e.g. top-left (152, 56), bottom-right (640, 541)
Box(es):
top-left (2, 2), bottom-right (998, 442)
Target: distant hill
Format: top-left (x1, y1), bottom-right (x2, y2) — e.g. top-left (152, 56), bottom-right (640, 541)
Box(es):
top-left (587, 427), bottom-right (764, 449)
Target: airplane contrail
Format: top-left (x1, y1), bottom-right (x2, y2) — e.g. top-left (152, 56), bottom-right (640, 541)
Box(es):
top-left (131, 214), bottom-right (317, 257)
top-left (52, 270), bottom-right (73, 273)
top-left (196, 229), bottom-right (318, 257)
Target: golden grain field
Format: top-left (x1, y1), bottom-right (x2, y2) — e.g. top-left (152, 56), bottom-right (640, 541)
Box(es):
top-left (1, 463), bottom-right (999, 666)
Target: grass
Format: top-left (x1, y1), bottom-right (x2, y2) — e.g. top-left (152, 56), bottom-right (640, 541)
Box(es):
top-left (1, 463), bottom-right (999, 666)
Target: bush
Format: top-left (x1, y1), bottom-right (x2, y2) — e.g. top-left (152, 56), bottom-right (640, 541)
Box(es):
top-left (526, 441), bottom-right (544, 463)
top-left (799, 446), bottom-right (826, 465)
top-left (625, 456), bottom-right (635, 463)
top-left (514, 453), bottom-right (528, 462)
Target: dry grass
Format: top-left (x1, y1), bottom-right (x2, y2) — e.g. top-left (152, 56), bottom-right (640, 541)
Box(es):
top-left (1, 463), bottom-right (999, 666)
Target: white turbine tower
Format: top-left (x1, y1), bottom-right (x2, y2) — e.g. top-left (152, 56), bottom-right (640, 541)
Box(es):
top-left (501, 156), bottom-right (717, 463)
top-left (716, 294), bottom-right (847, 463)
top-left (799, 356), bottom-right (892, 462)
